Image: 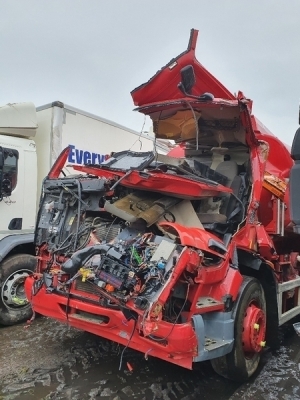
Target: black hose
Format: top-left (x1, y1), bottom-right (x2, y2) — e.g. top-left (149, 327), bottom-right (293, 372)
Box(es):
top-left (62, 244), bottom-right (111, 274)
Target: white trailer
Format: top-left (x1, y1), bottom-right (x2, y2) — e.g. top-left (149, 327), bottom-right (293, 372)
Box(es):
top-left (0, 101), bottom-right (165, 325)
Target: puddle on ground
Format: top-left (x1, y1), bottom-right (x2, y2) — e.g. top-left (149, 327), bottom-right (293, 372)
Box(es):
top-left (0, 317), bottom-right (299, 399)
top-left (230, 322), bottom-right (300, 400)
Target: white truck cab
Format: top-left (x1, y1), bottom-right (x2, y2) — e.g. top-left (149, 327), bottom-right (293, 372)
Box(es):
top-left (0, 103), bottom-right (38, 325)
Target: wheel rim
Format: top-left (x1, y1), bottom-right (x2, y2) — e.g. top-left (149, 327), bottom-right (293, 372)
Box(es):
top-left (242, 302), bottom-right (266, 355)
top-left (1, 269), bottom-right (33, 310)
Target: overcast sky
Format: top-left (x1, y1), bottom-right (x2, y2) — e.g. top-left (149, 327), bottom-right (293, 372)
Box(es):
top-left (1, 1), bottom-right (300, 145)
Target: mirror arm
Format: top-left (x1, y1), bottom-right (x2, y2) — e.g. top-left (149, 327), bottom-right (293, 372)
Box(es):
top-left (177, 83), bottom-right (214, 102)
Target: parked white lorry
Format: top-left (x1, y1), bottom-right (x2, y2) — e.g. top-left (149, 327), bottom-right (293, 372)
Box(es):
top-left (0, 101), bottom-right (165, 325)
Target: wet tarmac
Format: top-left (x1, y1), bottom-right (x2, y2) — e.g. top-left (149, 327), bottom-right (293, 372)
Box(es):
top-left (0, 316), bottom-right (299, 400)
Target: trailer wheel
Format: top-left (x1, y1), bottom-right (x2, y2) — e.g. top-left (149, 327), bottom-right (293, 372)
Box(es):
top-left (0, 254), bottom-right (36, 326)
top-left (211, 277), bottom-right (266, 382)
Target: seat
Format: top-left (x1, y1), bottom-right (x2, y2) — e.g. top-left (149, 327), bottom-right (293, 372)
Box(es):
top-left (215, 160), bottom-right (239, 186)
top-left (197, 160), bottom-right (240, 225)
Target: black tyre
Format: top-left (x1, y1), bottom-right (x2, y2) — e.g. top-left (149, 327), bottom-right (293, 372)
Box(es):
top-left (211, 276), bottom-right (266, 382)
top-left (0, 254), bottom-right (36, 326)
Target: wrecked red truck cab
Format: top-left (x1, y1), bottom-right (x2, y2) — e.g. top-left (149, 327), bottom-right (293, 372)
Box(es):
top-left (25, 29), bottom-right (300, 382)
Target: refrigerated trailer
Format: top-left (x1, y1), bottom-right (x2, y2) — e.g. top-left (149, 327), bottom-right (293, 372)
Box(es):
top-left (0, 101), bottom-right (166, 325)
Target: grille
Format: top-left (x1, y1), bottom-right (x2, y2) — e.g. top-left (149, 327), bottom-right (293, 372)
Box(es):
top-left (74, 279), bottom-right (100, 295)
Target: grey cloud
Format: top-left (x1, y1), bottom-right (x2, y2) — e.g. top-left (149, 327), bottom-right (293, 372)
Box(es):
top-left (1, 0), bottom-right (300, 144)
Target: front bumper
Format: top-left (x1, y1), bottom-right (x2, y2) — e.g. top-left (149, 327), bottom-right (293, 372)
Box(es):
top-left (25, 276), bottom-right (198, 369)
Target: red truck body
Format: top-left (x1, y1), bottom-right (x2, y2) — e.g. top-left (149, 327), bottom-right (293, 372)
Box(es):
top-left (25, 29), bottom-right (300, 381)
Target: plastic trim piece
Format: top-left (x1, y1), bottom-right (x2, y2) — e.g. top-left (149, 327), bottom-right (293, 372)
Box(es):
top-left (192, 312), bottom-right (234, 362)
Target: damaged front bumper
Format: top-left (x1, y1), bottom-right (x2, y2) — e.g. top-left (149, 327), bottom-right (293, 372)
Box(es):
top-left (25, 276), bottom-right (198, 369)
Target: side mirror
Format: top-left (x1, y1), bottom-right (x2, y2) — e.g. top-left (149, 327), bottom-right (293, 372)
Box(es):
top-left (0, 147), bottom-right (12, 199)
top-left (291, 127), bottom-right (300, 161)
top-left (0, 147), bottom-right (3, 200)
top-left (177, 65), bottom-right (214, 103)
top-left (2, 178), bottom-right (12, 197)
top-left (178, 65), bottom-right (196, 95)
top-left (0, 147), bottom-right (4, 169)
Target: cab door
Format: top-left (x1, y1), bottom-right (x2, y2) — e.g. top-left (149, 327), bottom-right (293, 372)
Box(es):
top-left (0, 136), bottom-right (36, 240)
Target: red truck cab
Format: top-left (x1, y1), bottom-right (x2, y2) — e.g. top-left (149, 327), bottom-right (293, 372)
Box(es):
top-left (25, 29), bottom-right (300, 382)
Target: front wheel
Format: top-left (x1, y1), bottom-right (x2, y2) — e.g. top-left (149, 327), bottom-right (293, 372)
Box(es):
top-left (0, 254), bottom-right (36, 326)
top-left (211, 276), bottom-right (266, 382)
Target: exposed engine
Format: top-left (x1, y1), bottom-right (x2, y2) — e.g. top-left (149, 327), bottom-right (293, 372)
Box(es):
top-left (34, 140), bottom-right (241, 320)
top-left (59, 227), bottom-right (179, 310)
top-left (35, 175), bottom-right (192, 313)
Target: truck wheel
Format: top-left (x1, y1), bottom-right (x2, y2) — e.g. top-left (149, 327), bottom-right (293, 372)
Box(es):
top-left (0, 254), bottom-right (36, 326)
top-left (211, 277), bottom-right (266, 382)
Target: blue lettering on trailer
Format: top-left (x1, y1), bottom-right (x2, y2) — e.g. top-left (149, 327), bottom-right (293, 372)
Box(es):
top-left (68, 144), bottom-right (109, 165)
